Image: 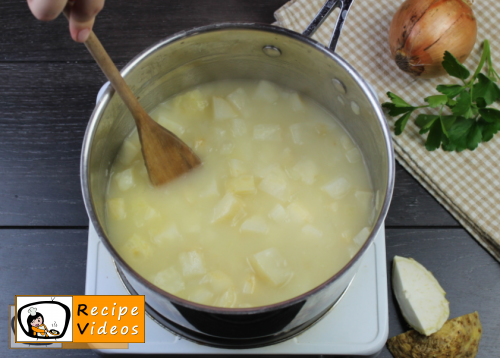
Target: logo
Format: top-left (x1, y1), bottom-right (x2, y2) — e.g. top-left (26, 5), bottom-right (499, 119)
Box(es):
top-left (16, 296), bottom-right (72, 343)
top-left (13, 295), bottom-right (145, 348)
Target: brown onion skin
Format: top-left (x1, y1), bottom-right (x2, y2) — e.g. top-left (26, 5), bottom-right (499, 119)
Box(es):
top-left (389, 0), bottom-right (477, 79)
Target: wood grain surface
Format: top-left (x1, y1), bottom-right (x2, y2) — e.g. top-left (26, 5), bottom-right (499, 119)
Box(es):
top-left (0, 0), bottom-right (497, 357)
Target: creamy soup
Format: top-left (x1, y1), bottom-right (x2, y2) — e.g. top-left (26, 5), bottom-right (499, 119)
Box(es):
top-left (105, 79), bottom-right (375, 308)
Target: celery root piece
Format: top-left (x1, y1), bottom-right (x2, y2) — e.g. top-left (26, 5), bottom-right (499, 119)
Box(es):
top-left (387, 312), bottom-right (482, 358)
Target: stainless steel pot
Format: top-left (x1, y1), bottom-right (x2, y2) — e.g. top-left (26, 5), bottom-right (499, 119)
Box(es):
top-left (81, 0), bottom-right (394, 349)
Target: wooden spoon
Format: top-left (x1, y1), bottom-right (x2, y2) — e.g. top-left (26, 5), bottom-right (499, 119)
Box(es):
top-left (69, 19), bottom-right (201, 186)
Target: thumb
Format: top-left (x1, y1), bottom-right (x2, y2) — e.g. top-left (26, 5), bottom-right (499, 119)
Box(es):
top-left (68, 0), bottom-right (105, 42)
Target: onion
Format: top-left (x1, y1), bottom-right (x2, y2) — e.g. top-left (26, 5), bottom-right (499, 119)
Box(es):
top-left (389, 0), bottom-right (477, 78)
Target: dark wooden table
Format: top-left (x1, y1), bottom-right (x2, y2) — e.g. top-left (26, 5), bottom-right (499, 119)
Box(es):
top-left (1, 1), bottom-right (498, 357)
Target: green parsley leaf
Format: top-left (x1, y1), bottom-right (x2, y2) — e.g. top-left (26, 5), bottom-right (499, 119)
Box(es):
top-left (472, 73), bottom-right (500, 105)
top-left (452, 91), bottom-right (472, 118)
top-left (394, 111), bottom-right (413, 135)
top-left (424, 95), bottom-right (448, 108)
top-left (440, 117), bottom-right (449, 138)
top-left (466, 123), bottom-right (482, 150)
top-left (442, 51), bottom-right (470, 80)
top-left (386, 92), bottom-right (412, 107)
top-left (441, 115), bottom-right (458, 131)
top-left (476, 98), bottom-right (487, 108)
top-left (478, 108), bottom-right (500, 123)
top-left (436, 84), bottom-right (464, 98)
top-left (479, 118), bottom-right (500, 142)
top-left (447, 117), bottom-right (475, 141)
top-left (425, 120), bottom-right (444, 151)
top-left (453, 134), bottom-right (469, 152)
top-left (441, 137), bottom-right (456, 151)
top-left (382, 102), bottom-right (415, 116)
top-left (415, 114), bottom-right (439, 134)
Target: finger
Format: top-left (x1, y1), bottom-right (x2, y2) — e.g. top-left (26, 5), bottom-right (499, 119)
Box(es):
top-left (27, 0), bottom-right (68, 21)
top-left (68, 0), bottom-right (105, 42)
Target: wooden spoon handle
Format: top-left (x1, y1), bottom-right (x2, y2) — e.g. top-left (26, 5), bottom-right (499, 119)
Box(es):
top-left (62, 7), bottom-right (149, 127)
top-left (83, 32), bottom-right (150, 126)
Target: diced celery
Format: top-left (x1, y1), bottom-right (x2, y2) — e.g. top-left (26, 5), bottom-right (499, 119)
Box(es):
top-left (231, 118), bottom-right (247, 137)
top-left (108, 198), bottom-right (126, 220)
top-left (158, 117), bottom-right (186, 137)
top-left (152, 223), bottom-right (183, 244)
top-left (302, 224), bottom-right (323, 237)
top-left (242, 275), bottom-right (256, 294)
top-left (115, 168), bottom-right (135, 191)
top-left (200, 271), bottom-right (233, 294)
top-left (211, 193), bottom-right (243, 223)
top-left (289, 123), bottom-right (316, 145)
top-left (132, 160), bottom-right (149, 181)
top-left (215, 287), bottom-right (237, 308)
top-left (179, 250), bottom-right (206, 277)
top-left (321, 177), bottom-right (351, 199)
top-left (173, 89), bottom-right (209, 114)
top-left (227, 88), bottom-right (247, 110)
top-left (220, 142), bottom-right (234, 155)
top-left (193, 138), bottom-right (211, 157)
top-left (124, 234), bottom-right (151, 258)
top-left (154, 267), bottom-right (185, 294)
top-left (188, 288), bottom-right (214, 305)
top-left (253, 80), bottom-right (279, 103)
top-left (144, 206), bottom-right (159, 220)
top-left (280, 89), bottom-right (292, 99)
top-left (126, 130), bottom-right (140, 147)
top-left (133, 212), bottom-right (145, 228)
top-left (254, 163), bottom-right (278, 179)
top-left (258, 166), bottom-right (289, 201)
top-left (226, 175), bottom-right (256, 195)
top-left (213, 96), bottom-right (238, 120)
top-left (231, 206), bottom-right (247, 227)
top-left (251, 248), bottom-right (292, 286)
top-left (268, 204), bottom-right (288, 223)
top-left (199, 178), bottom-right (220, 198)
top-left (289, 92), bottom-right (304, 111)
top-left (228, 158), bottom-right (247, 177)
top-left (253, 124), bottom-right (282, 141)
top-left (240, 215), bottom-right (269, 234)
top-left (292, 159), bottom-right (318, 185)
top-left (133, 205), bottom-right (159, 228)
top-left (117, 140), bottom-right (139, 165)
top-left (212, 127), bottom-right (227, 139)
top-left (313, 120), bottom-right (337, 135)
top-left (286, 203), bottom-right (311, 224)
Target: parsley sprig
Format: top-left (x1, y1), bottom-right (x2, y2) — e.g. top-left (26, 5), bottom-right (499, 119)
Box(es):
top-left (383, 40), bottom-right (500, 152)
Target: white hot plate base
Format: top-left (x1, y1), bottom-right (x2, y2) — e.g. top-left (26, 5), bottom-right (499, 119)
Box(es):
top-left (85, 223), bottom-right (388, 355)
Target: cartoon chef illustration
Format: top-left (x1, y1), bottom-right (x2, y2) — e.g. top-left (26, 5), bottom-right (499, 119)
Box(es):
top-left (27, 307), bottom-right (50, 338)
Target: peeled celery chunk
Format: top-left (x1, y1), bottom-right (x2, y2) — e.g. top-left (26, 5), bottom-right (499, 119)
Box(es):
top-left (392, 256), bottom-right (449, 336)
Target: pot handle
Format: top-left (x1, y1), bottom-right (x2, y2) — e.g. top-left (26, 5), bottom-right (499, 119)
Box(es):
top-left (302, 0), bottom-right (354, 52)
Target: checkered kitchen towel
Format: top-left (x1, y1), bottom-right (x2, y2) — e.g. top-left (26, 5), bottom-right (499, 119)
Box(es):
top-left (274, 0), bottom-right (500, 261)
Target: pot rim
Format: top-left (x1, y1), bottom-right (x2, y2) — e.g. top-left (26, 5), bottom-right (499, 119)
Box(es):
top-left (81, 22), bottom-right (395, 315)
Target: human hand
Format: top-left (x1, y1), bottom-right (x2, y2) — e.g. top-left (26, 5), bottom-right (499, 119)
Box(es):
top-left (27, 0), bottom-right (105, 42)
